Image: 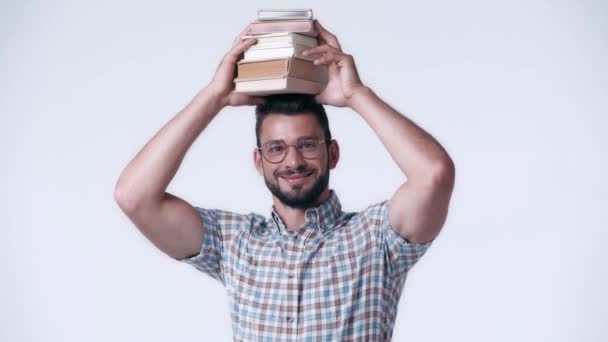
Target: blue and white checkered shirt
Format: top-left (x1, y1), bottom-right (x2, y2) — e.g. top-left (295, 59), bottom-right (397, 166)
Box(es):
top-left (174, 189), bottom-right (434, 341)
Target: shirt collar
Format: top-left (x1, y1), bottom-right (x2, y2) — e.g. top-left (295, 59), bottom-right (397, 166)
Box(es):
top-left (269, 189), bottom-right (343, 234)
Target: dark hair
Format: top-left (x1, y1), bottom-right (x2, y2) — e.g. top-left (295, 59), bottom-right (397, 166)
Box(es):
top-left (255, 94), bottom-right (332, 147)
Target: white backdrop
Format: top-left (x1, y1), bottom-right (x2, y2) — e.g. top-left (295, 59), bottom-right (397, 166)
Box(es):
top-left (2, 0), bottom-right (607, 341)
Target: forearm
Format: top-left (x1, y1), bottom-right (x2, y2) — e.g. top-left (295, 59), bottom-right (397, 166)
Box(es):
top-left (348, 86), bottom-right (453, 183)
top-left (114, 87), bottom-right (224, 210)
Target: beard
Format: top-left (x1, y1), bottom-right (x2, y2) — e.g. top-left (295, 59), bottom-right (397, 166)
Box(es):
top-left (263, 159), bottom-right (330, 209)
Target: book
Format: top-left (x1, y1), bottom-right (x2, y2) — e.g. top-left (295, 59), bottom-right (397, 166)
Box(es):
top-left (242, 43), bottom-right (316, 62)
top-left (248, 20), bottom-right (317, 37)
top-left (232, 8), bottom-right (325, 95)
top-left (257, 8), bottom-right (313, 21)
top-left (236, 57), bottom-right (328, 83)
top-left (234, 76), bottom-right (326, 95)
top-left (242, 32), bottom-right (318, 48)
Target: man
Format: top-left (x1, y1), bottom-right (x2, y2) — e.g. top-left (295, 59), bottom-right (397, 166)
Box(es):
top-left (115, 20), bottom-right (455, 341)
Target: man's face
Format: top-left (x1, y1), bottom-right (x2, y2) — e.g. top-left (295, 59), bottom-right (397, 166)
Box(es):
top-left (254, 113), bottom-right (339, 208)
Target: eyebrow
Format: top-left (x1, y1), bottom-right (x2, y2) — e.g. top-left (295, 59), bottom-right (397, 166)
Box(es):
top-left (263, 136), bottom-right (319, 145)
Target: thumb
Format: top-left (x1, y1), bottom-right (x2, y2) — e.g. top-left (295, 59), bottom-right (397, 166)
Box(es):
top-left (231, 94), bottom-right (266, 106)
top-left (248, 96), bottom-right (266, 106)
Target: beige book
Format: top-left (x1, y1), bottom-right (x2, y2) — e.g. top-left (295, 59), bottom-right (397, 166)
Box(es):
top-left (236, 57), bottom-right (328, 83)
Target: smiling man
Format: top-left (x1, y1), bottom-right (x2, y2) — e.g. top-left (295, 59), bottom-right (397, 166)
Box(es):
top-left (115, 20), bottom-right (455, 341)
top-left (256, 114), bottom-right (330, 207)
top-left (255, 97), bottom-right (335, 211)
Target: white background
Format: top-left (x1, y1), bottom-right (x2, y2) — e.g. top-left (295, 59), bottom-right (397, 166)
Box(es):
top-left (2, 0), bottom-right (607, 341)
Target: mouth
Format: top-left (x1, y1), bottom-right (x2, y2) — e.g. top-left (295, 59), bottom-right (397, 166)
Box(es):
top-left (280, 171), bottom-right (313, 185)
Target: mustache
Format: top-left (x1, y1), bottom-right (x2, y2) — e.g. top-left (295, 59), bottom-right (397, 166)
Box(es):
top-left (277, 167), bottom-right (314, 178)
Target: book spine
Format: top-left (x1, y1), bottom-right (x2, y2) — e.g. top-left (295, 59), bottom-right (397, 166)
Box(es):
top-left (257, 9), bottom-right (313, 21)
top-left (249, 21), bottom-right (317, 37)
top-left (242, 46), bottom-right (316, 62)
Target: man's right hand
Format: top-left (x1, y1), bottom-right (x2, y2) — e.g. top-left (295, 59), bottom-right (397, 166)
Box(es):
top-left (206, 25), bottom-right (265, 108)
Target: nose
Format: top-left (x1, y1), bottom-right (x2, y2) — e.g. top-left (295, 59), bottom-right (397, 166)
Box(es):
top-left (283, 145), bottom-right (307, 168)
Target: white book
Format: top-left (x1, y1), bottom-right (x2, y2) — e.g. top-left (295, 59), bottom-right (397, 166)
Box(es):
top-left (243, 44), bottom-right (315, 62)
top-left (243, 32), bottom-right (318, 48)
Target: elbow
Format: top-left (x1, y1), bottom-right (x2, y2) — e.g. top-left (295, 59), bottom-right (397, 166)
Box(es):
top-left (430, 158), bottom-right (455, 187)
top-left (114, 185), bottom-right (138, 214)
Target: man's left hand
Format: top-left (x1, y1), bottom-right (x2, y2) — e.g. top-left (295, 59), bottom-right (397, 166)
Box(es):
top-left (303, 20), bottom-right (367, 108)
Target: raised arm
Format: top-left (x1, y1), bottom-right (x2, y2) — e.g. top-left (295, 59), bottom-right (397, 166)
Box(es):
top-left (303, 20), bottom-right (455, 244)
top-left (113, 26), bottom-right (262, 259)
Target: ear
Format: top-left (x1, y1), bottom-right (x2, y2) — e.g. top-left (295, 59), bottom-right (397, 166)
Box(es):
top-left (328, 139), bottom-right (340, 169)
top-left (253, 147), bottom-right (264, 175)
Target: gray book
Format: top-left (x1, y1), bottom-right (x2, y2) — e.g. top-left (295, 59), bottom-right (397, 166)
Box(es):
top-left (257, 8), bottom-right (313, 21)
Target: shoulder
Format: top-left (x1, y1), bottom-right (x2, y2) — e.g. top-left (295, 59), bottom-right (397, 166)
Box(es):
top-left (344, 199), bottom-right (390, 227)
top-left (194, 207), bottom-right (269, 231)
top-left (334, 199), bottom-right (390, 240)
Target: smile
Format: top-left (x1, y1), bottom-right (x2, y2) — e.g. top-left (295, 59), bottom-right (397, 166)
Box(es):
top-left (281, 171), bottom-right (313, 185)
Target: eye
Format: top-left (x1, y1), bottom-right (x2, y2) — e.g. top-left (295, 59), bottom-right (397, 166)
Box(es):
top-left (267, 144), bottom-right (284, 153)
top-left (299, 140), bottom-right (316, 149)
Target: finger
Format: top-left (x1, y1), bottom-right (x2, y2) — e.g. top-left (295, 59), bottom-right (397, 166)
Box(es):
top-left (302, 44), bottom-right (342, 57)
top-left (314, 20), bottom-right (342, 51)
top-left (241, 94), bottom-right (266, 105)
top-left (313, 52), bottom-right (345, 66)
top-left (233, 24), bottom-right (253, 46)
top-left (314, 92), bottom-right (326, 105)
top-left (249, 96), bottom-right (266, 106)
top-left (230, 93), bottom-right (266, 106)
top-left (227, 37), bottom-right (257, 59)
top-left (327, 61), bottom-right (340, 75)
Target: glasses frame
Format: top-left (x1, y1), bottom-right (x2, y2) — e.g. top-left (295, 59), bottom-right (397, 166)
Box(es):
top-left (257, 138), bottom-right (331, 164)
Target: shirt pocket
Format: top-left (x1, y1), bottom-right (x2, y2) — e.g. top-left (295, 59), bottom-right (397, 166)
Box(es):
top-left (233, 253), bottom-right (284, 330)
top-left (324, 249), bottom-right (359, 323)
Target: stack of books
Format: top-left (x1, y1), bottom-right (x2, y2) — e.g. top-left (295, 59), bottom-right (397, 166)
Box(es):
top-left (234, 9), bottom-right (328, 95)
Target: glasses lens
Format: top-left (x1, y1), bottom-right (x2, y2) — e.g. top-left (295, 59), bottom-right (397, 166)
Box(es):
top-left (298, 139), bottom-right (320, 158)
top-left (263, 141), bottom-right (287, 163)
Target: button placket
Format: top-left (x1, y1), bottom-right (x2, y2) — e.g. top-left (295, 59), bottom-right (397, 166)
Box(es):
top-left (285, 235), bottom-right (302, 333)
top-left (285, 270), bottom-right (298, 329)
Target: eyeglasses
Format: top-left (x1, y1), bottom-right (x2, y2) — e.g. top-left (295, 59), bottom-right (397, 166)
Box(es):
top-left (257, 138), bottom-right (330, 164)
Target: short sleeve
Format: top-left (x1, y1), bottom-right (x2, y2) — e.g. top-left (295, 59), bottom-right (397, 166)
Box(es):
top-left (363, 200), bottom-right (435, 280)
top-left (171, 207), bottom-right (246, 286)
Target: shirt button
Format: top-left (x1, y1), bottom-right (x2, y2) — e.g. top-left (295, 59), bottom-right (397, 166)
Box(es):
top-left (286, 316), bottom-right (294, 323)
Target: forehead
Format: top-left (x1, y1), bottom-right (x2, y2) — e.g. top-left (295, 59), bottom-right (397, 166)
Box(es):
top-left (260, 113), bottom-right (323, 143)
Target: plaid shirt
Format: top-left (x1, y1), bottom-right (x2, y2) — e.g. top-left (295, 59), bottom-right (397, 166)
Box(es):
top-left (174, 189), bottom-right (434, 341)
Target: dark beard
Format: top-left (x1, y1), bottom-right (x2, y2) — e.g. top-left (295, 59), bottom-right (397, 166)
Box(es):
top-left (264, 164), bottom-right (330, 209)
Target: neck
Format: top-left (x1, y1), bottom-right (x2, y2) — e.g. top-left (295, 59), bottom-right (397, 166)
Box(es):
top-left (272, 188), bottom-right (330, 231)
